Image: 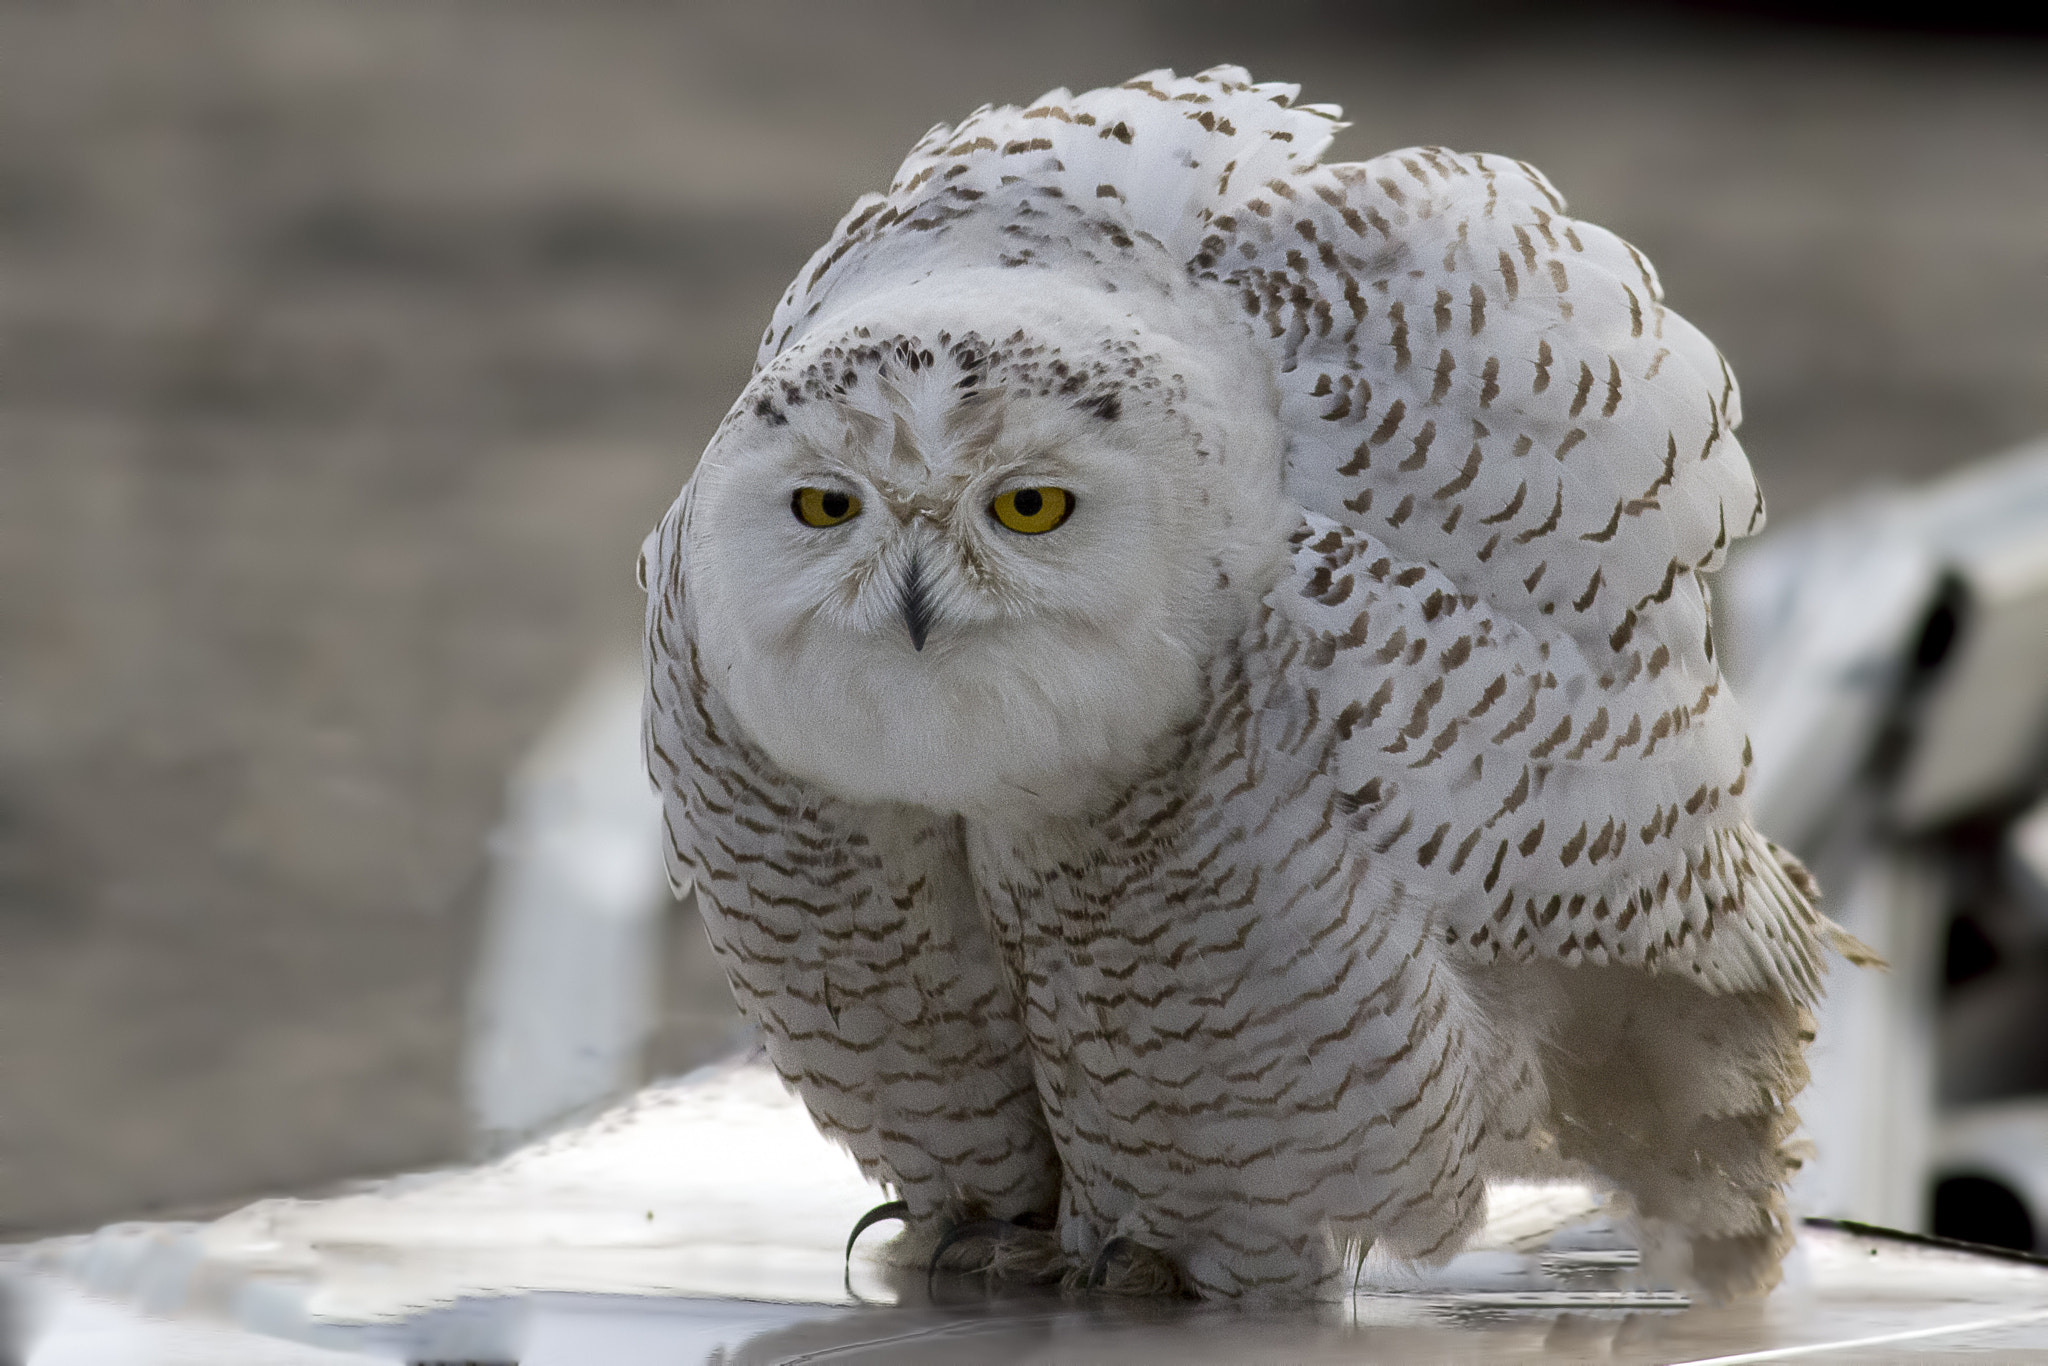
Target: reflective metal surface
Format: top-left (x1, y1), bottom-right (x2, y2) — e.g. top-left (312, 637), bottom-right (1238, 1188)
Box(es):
top-left (10, 1056), bottom-right (2048, 1363)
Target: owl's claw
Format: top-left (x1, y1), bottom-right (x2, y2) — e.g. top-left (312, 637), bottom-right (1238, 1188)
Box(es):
top-left (923, 1212), bottom-right (1066, 1294)
top-left (1082, 1235), bottom-right (1193, 1298)
top-left (1084, 1235), bottom-right (1133, 1290)
top-left (843, 1199), bottom-right (910, 1270)
top-left (924, 1217), bottom-right (1017, 1292)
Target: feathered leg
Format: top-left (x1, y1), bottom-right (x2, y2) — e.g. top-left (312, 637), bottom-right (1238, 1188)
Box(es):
top-left (1528, 962), bottom-right (1811, 1298)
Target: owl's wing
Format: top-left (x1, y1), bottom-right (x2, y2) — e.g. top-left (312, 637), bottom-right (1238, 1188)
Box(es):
top-left (1209, 148), bottom-right (1844, 1001)
top-left (1205, 147), bottom-right (1755, 664)
top-left (1264, 510), bottom-right (1835, 1003)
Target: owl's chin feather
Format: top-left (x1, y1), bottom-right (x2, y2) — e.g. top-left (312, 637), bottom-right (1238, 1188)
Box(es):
top-left (713, 616), bottom-right (1209, 819)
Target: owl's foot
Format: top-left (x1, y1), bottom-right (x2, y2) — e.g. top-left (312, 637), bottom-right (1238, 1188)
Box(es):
top-left (1636, 1217), bottom-right (1794, 1303)
top-left (924, 1211), bottom-right (1065, 1287)
top-left (1688, 1227), bottom-right (1792, 1300)
top-left (1073, 1235), bottom-right (1194, 1298)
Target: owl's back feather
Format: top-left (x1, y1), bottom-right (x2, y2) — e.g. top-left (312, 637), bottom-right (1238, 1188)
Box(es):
top-left (1272, 511), bottom-right (1827, 1003)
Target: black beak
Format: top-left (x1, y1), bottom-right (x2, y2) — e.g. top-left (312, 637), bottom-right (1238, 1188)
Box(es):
top-left (900, 551), bottom-right (932, 652)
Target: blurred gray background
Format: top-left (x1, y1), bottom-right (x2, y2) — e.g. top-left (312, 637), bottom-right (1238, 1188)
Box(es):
top-left (2, 0), bottom-right (2043, 1237)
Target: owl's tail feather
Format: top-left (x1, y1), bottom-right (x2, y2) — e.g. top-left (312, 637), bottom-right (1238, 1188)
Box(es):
top-left (1768, 839), bottom-right (1887, 970)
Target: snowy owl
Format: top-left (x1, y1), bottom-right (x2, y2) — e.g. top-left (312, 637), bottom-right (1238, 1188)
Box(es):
top-left (642, 67), bottom-right (1866, 1300)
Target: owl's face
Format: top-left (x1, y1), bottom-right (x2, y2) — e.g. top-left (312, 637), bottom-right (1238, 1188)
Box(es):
top-left (678, 285), bottom-right (1289, 818)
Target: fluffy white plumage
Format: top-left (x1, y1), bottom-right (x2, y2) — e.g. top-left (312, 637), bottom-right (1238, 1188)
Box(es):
top-left (642, 67), bottom-right (1863, 1300)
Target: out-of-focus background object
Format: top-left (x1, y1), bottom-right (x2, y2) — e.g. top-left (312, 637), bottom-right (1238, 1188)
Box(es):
top-left (1717, 437), bottom-right (2048, 1243)
top-left (3, 0), bottom-right (2046, 1246)
top-left (462, 659), bottom-right (671, 1157)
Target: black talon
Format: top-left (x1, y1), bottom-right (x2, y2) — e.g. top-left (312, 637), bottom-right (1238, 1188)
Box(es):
top-left (844, 1199), bottom-right (910, 1270)
top-left (925, 1217), bottom-right (1014, 1293)
top-left (1086, 1234), bottom-right (1134, 1291)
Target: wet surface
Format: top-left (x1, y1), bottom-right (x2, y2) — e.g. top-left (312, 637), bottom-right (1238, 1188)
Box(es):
top-left (11, 1057), bottom-right (2048, 1363)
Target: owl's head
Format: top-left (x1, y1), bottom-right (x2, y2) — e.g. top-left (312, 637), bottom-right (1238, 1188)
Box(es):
top-left (676, 278), bottom-right (1289, 818)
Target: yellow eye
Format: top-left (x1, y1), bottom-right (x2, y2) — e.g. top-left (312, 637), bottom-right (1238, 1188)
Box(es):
top-left (793, 487), bottom-right (862, 527)
top-left (990, 487), bottom-right (1074, 535)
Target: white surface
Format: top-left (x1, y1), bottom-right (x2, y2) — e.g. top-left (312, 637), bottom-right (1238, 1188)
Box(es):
top-left (19, 1228), bottom-right (2048, 1365)
top-left (1717, 435), bottom-right (2048, 844)
top-left (465, 658), bottom-right (672, 1153)
top-left (202, 1056), bottom-right (886, 1321)
top-left (33, 1055), bottom-right (1611, 1328)
top-left (514, 1297), bottom-right (844, 1366)
top-left (1793, 847), bottom-right (1942, 1231)
top-left (1714, 496), bottom-right (1936, 853)
top-left (1889, 437), bottom-right (2048, 827)
top-left (1670, 1306), bottom-right (2048, 1366)
top-left (18, 1283), bottom-right (393, 1365)
top-left (14, 1057), bottom-right (2048, 1363)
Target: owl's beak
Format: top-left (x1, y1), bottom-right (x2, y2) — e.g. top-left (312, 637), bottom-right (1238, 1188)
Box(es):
top-left (899, 550), bottom-right (932, 652)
